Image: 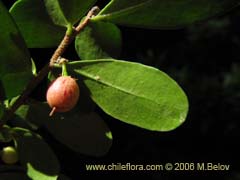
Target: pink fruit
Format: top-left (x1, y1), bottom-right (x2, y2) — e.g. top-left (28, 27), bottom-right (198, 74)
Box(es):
top-left (46, 76), bottom-right (80, 116)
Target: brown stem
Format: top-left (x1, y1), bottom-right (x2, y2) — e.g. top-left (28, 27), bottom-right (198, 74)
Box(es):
top-left (50, 35), bottom-right (73, 66)
top-left (75, 6), bottom-right (100, 33)
top-left (49, 6), bottom-right (100, 65)
top-left (0, 6), bottom-right (100, 126)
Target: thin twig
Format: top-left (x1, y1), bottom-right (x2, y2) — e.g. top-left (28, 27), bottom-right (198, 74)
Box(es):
top-left (75, 6), bottom-right (100, 33)
top-left (0, 6), bottom-right (100, 126)
top-left (50, 6), bottom-right (100, 65)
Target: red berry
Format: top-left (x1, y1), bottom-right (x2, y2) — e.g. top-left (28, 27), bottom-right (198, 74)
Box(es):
top-left (46, 76), bottom-right (80, 116)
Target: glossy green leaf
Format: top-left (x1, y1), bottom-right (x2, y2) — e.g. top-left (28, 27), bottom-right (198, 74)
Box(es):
top-left (0, 125), bottom-right (13, 143)
top-left (75, 20), bottom-right (122, 60)
top-left (93, 0), bottom-right (240, 29)
top-left (44, 0), bottom-right (97, 27)
top-left (67, 59), bottom-right (188, 131)
top-left (13, 128), bottom-right (60, 176)
top-left (0, 172), bottom-right (30, 180)
top-left (0, 1), bottom-right (32, 99)
top-left (27, 163), bottom-right (58, 180)
top-left (10, 0), bottom-right (65, 48)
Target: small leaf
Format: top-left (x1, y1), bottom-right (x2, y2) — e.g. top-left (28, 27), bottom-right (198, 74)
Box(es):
top-left (31, 59), bottom-right (37, 76)
top-left (13, 128), bottom-right (60, 176)
top-left (44, 0), bottom-right (97, 26)
top-left (75, 20), bottom-right (122, 60)
top-left (67, 59), bottom-right (189, 131)
top-left (10, 0), bottom-right (65, 48)
top-left (0, 172), bottom-right (30, 180)
top-left (0, 1), bottom-right (32, 99)
top-left (0, 125), bottom-right (13, 143)
top-left (27, 163), bottom-right (58, 180)
top-left (93, 0), bottom-right (240, 29)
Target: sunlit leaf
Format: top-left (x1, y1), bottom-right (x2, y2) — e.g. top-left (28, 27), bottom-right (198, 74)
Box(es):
top-left (67, 59), bottom-right (189, 131)
top-left (31, 59), bottom-right (37, 76)
top-left (27, 163), bottom-right (58, 180)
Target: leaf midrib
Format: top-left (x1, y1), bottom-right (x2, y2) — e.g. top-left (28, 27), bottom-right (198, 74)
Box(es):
top-left (75, 68), bottom-right (183, 110)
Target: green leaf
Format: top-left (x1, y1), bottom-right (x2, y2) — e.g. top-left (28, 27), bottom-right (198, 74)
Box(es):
top-left (67, 59), bottom-right (189, 131)
top-left (15, 101), bottom-right (112, 156)
top-left (10, 109), bottom-right (38, 130)
top-left (27, 163), bottom-right (58, 180)
top-left (44, 0), bottom-right (97, 27)
top-left (1, 72), bottom-right (32, 99)
top-left (0, 1), bottom-right (32, 99)
top-left (93, 0), bottom-right (240, 29)
top-left (0, 172), bottom-right (30, 180)
top-left (0, 125), bottom-right (13, 143)
top-left (13, 128), bottom-right (60, 176)
top-left (15, 104), bottom-right (49, 128)
top-left (0, 2), bottom-right (32, 99)
top-left (31, 59), bottom-right (37, 76)
top-left (45, 111), bottom-right (113, 157)
top-left (10, 0), bottom-right (65, 48)
top-left (75, 20), bottom-right (122, 60)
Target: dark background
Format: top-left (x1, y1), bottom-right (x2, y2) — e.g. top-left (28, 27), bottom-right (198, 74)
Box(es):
top-left (2, 0), bottom-right (240, 179)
